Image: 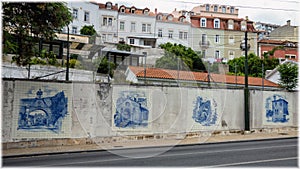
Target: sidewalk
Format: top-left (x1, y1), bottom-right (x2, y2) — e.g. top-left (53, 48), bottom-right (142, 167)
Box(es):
top-left (2, 130), bottom-right (298, 157)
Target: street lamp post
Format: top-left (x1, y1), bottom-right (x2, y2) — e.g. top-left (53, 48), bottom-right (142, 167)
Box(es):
top-left (240, 31), bottom-right (250, 132)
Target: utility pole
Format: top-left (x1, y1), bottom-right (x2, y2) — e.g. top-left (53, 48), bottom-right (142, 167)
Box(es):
top-left (244, 31), bottom-right (250, 131)
top-left (66, 26), bottom-right (70, 81)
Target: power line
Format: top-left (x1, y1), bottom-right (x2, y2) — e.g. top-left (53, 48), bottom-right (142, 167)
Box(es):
top-left (170, 0), bottom-right (299, 12)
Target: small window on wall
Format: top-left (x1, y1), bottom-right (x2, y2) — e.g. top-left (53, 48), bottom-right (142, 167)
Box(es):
top-left (120, 21), bottom-right (125, 31)
top-left (215, 50), bottom-right (220, 59)
top-left (84, 11), bottom-right (90, 22)
top-left (158, 29), bottom-right (162, 37)
top-left (214, 19), bottom-right (220, 29)
top-left (200, 18), bottom-right (207, 27)
top-left (129, 38), bottom-right (135, 44)
top-left (229, 51), bottom-right (235, 60)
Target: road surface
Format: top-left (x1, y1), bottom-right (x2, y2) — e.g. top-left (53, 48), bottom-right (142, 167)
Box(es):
top-left (3, 138), bottom-right (298, 167)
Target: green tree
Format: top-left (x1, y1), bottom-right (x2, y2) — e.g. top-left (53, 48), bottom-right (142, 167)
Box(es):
top-left (116, 43), bottom-right (131, 51)
top-left (94, 57), bottom-right (116, 77)
top-left (80, 25), bottom-right (96, 36)
top-left (278, 63), bottom-right (298, 91)
top-left (2, 2), bottom-right (72, 66)
top-left (156, 42), bottom-right (206, 71)
top-left (228, 53), bottom-right (279, 77)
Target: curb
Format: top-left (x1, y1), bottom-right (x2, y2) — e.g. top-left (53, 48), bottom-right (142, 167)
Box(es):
top-left (3, 136), bottom-right (297, 158)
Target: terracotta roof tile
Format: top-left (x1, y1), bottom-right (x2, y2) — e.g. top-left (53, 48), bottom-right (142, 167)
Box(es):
top-left (128, 66), bottom-right (279, 87)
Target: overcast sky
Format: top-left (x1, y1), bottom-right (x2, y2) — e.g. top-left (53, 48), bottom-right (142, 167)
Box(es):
top-left (97, 0), bottom-right (299, 26)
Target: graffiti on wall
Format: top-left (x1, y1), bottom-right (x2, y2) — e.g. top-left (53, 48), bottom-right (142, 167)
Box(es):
top-left (18, 89), bottom-right (68, 133)
top-left (114, 91), bottom-right (149, 128)
top-left (265, 94), bottom-right (289, 123)
top-left (192, 96), bottom-right (217, 126)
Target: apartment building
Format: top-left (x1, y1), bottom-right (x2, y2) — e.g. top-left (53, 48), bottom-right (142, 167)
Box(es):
top-left (155, 12), bottom-right (191, 47)
top-left (98, 2), bottom-right (119, 44)
top-left (65, 1), bottom-right (100, 35)
top-left (117, 5), bottom-right (157, 48)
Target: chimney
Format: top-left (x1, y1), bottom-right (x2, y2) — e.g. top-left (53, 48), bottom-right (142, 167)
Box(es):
top-left (155, 8), bottom-right (157, 14)
top-left (287, 20), bottom-right (291, 26)
top-left (245, 16), bottom-right (249, 21)
top-left (115, 3), bottom-right (118, 9)
top-left (174, 8), bottom-right (177, 11)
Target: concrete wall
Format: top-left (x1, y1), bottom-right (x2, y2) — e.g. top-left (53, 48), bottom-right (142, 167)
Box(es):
top-left (2, 79), bottom-right (298, 144)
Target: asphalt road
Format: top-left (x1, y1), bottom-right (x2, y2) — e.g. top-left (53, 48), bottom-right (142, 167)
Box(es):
top-left (3, 138), bottom-right (298, 167)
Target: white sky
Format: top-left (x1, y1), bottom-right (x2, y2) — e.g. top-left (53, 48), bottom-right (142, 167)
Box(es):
top-left (97, 0), bottom-right (300, 26)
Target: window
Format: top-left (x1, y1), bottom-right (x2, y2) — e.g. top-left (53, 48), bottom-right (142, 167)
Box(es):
top-left (120, 7), bottom-right (125, 13)
top-left (108, 18), bottom-right (112, 26)
top-left (103, 17), bottom-right (113, 26)
top-left (215, 50), bottom-right (220, 59)
top-left (102, 34), bottom-right (106, 42)
top-left (229, 51), bottom-right (235, 60)
top-left (168, 30), bottom-right (173, 38)
top-left (201, 34), bottom-right (207, 45)
top-left (158, 29), bottom-right (162, 37)
top-left (229, 35), bottom-right (234, 44)
top-left (131, 22), bottom-right (136, 32)
top-left (131, 8), bottom-right (135, 14)
top-left (144, 9), bottom-right (149, 15)
top-left (119, 38), bottom-right (124, 42)
top-left (184, 32), bottom-right (188, 40)
top-left (72, 26), bottom-right (77, 34)
top-left (107, 34), bottom-right (113, 42)
top-left (73, 8), bottom-right (78, 19)
top-left (179, 31), bottom-right (183, 39)
top-left (230, 7), bottom-right (234, 14)
top-left (228, 20), bottom-right (234, 29)
top-left (200, 18), bottom-right (207, 27)
top-left (120, 21), bottom-right (125, 31)
top-left (222, 6), bottom-right (226, 13)
top-left (129, 38), bottom-right (135, 44)
top-left (157, 15), bottom-right (162, 20)
top-left (142, 24), bottom-right (151, 33)
top-left (214, 5), bottom-right (218, 12)
top-left (206, 4), bottom-right (210, 11)
top-left (202, 50), bottom-right (206, 58)
top-left (106, 2), bottom-right (112, 9)
top-left (167, 15), bottom-right (173, 21)
top-left (142, 24), bottom-right (146, 32)
top-left (147, 24), bottom-right (151, 33)
top-left (285, 55), bottom-right (296, 59)
top-left (214, 19), bottom-right (220, 29)
top-left (84, 11), bottom-right (89, 22)
top-left (215, 35), bottom-right (220, 43)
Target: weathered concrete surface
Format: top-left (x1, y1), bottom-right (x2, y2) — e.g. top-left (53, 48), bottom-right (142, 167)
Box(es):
top-left (2, 79), bottom-right (298, 150)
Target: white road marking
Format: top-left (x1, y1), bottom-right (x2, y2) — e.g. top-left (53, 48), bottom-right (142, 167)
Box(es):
top-left (205, 157), bottom-right (298, 167)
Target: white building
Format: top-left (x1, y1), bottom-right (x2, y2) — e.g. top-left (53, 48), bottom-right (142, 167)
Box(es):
top-left (65, 1), bottom-right (100, 35)
top-left (98, 2), bottom-right (119, 44)
top-left (155, 13), bottom-right (191, 47)
top-left (117, 5), bottom-right (157, 48)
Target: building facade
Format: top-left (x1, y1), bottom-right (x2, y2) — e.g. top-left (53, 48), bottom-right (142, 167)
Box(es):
top-left (190, 15), bottom-right (257, 61)
top-left (269, 20), bottom-right (299, 42)
top-left (65, 1), bottom-right (100, 35)
top-left (258, 39), bottom-right (298, 61)
top-left (155, 13), bottom-right (191, 47)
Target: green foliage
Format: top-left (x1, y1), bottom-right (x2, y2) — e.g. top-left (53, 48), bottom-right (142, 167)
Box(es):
top-left (116, 43), bottom-right (131, 51)
top-left (94, 57), bottom-right (116, 77)
top-left (80, 25), bottom-right (96, 36)
top-left (278, 63), bottom-right (298, 91)
top-left (228, 53), bottom-right (279, 77)
top-left (156, 42), bottom-right (206, 71)
top-left (3, 2), bottom-right (72, 66)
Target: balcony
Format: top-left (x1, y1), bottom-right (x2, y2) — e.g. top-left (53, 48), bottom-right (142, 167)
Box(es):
top-left (199, 40), bottom-right (210, 48)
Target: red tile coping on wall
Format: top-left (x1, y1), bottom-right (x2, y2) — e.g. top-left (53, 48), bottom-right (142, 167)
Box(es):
top-left (128, 66), bottom-right (279, 87)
